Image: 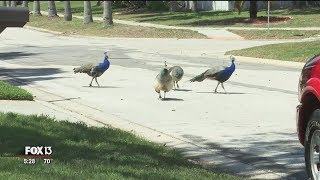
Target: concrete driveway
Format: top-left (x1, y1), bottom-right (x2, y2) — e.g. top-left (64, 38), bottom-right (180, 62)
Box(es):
top-left (0, 28), bottom-right (306, 179)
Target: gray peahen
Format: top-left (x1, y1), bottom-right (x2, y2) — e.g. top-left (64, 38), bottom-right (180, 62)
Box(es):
top-left (190, 55), bottom-right (236, 93)
top-left (154, 61), bottom-right (174, 99)
top-left (73, 52), bottom-right (110, 87)
top-left (167, 62), bottom-right (184, 89)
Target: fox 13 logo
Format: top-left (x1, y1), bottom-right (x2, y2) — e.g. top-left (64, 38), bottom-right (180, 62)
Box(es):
top-left (23, 146), bottom-right (53, 165)
top-left (25, 146), bottom-right (52, 156)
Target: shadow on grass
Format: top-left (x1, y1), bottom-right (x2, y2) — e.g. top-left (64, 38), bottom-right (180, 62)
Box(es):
top-left (283, 8), bottom-right (320, 15)
top-left (0, 112), bottom-right (238, 179)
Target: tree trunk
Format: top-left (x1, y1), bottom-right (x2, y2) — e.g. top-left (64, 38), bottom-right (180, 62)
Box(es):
top-left (11, 0), bottom-right (17, 7)
top-left (64, 1), bottom-right (72, 21)
top-left (83, 1), bottom-right (93, 24)
top-left (96, 1), bottom-right (102, 6)
top-left (22, 1), bottom-right (28, 7)
top-left (8, 1), bottom-right (11, 7)
top-left (33, 0), bottom-right (42, 16)
top-left (1, 1), bottom-right (6, 6)
top-left (103, 1), bottom-right (113, 26)
top-left (190, 1), bottom-right (197, 12)
top-left (48, 1), bottom-right (58, 17)
top-left (249, 1), bottom-right (257, 19)
top-left (168, 1), bottom-right (179, 12)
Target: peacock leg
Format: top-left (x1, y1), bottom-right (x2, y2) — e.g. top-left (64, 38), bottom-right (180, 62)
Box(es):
top-left (89, 77), bottom-right (94, 87)
top-left (158, 92), bottom-right (162, 99)
top-left (221, 83), bottom-right (227, 94)
top-left (214, 82), bottom-right (220, 93)
top-left (176, 81), bottom-right (180, 89)
top-left (164, 92), bottom-right (166, 99)
top-left (173, 81), bottom-right (176, 90)
top-left (95, 77), bottom-right (100, 87)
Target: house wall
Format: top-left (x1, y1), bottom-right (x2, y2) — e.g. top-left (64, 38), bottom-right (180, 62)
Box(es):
top-left (194, 1), bottom-right (294, 11)
top-left (196, 1), bottom-right (231, 11)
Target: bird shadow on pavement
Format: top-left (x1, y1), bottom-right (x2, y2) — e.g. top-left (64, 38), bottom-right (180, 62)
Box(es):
top-left (196, 92), bottom-right (246, 95)
top-left (161, 98), bottom-right (184, 101)
top-left (82, 86), bottom-right (121, 88)
top-left (173, 89), bottom-right (192, 92)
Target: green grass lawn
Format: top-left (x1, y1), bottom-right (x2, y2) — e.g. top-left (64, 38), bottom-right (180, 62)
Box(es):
top-left (34, 1), bottom-right (320, 28)
top-left (228, 29), bottom-right (320, 39)
top-left (27, 16), bottom-right (206, 39)
top-left (0, 81), bottom-right (33, 100)
top-left (0, 112), bottom-right (241, 179)
top-left (225, 40), bottom-right (320, 62)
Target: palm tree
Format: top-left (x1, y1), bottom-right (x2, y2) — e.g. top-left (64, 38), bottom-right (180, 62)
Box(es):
top-left (22, 1), bottom-right (28, 8)
top-left (103, 1), bottom-right (113, 26)
top-left (168, 1), bottom-right (178, 12)
top-left (8, 1), bottom-right (11, 7)
top-left (83, 1), bottom-right (93, 24)
top-left (64, 1), bottom-right (72, 21)
top-left (48, 1), bottom-right (58, 17)
top-left (33, 0), bottom-right (42, 16)
top-left (190, 1), bottom-right (197, 12)
top-left (11, 0), bottom-right (17, 7)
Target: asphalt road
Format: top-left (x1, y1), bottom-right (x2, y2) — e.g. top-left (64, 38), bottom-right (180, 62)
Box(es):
top-left (0, 28), bottom-right (306, 179)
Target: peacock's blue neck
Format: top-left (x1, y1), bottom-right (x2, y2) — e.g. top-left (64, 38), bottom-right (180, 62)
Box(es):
top-left (225, 61), bottom-right (235, 74)
top-left (98, 57), bottom-right (110, 70)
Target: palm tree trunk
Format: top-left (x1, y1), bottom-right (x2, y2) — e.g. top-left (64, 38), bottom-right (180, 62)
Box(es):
top-left (83, 1), bottom-right (93, 24)
top-left (33, 1), bottom-right (42, 16)
top-left (1, 1), bottom-right (7, 6)
top-left (48, 1), bottom-right (58, 17)
top-left (103, 1), bottom-right (113, 26)
top-left (8, 1), bottom-right (11, 7)
top-left (11, 0), bottom-right (17, 7)
top-left (190, 1), bottom-right (197, 12)
top-left (22, 1), bottom-right (28, 7)
top-left (64, 1), bottom-right (72, 21)
top-left (249, 1), bottom-right (257, 19)
top-left (168, 1), bottom-right (179, 12)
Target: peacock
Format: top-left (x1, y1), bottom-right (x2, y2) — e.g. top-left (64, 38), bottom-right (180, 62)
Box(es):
top-left (190, 55), bottom-right (236, 93)
top-left (154, 61), bottom-right (174, 99)
top-left (73, 52), bottom-right (110, 87)
top-left (167, 62), bottom-right (184, 89)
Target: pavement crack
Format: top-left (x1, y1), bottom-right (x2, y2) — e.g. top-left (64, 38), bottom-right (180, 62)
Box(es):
top-left (47, 97), bottom-right (80, 103)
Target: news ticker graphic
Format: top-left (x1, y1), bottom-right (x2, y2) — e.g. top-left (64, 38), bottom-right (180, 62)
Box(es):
top-left (15, 146), bottom-right (53, 165)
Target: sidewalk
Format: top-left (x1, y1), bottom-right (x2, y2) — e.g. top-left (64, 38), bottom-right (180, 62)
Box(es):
top-left (40, 11), bottom-right (244, 40)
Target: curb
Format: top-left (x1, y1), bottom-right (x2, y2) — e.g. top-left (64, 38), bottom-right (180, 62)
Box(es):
top-left (230, 56), bottom-right (305, 69)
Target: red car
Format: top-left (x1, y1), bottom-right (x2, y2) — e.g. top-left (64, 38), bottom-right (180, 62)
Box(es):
top-left (297, 54), bottom-right (320, 179)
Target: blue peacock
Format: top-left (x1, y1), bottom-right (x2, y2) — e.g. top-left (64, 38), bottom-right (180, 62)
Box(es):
top-left (190, 55), bottom-right (236, 93)
top-left (73, 52), bottom-right (110, 87)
